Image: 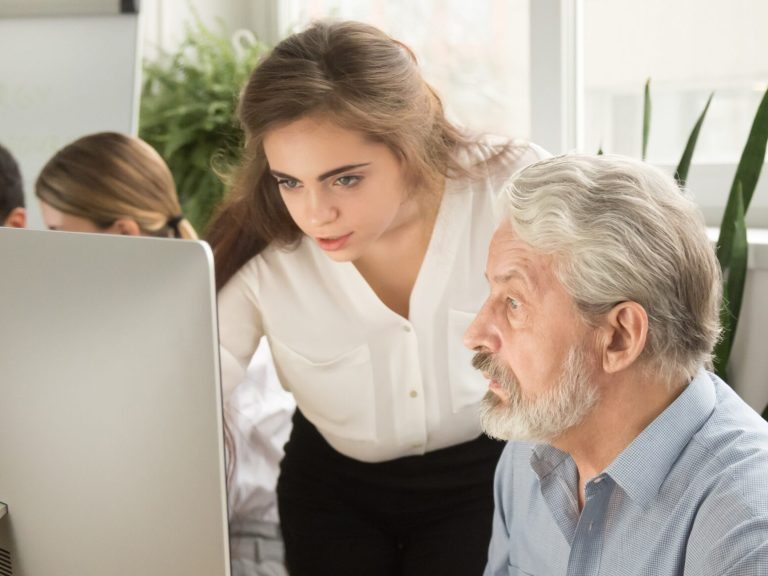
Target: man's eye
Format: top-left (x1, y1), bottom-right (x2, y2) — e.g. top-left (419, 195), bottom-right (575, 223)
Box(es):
top-left (506, 297), bottom-right (520, 310)
top-left (335, 175), bottom-right (361, 187)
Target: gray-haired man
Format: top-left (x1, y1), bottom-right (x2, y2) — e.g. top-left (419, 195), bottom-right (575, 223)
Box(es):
top-left (466, 154), bottom-right (768, 575)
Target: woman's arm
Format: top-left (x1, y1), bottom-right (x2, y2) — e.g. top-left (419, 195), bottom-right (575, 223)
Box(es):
top-left (217, 263), bottom-right (265, 402)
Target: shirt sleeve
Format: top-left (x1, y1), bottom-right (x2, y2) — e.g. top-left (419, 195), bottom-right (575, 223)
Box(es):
top-left (685, 474), bottom-right (768, 576)
top-left (217, 262), bottom-right (265, 402)
top-left (689, 516), bottom-right (768, 575)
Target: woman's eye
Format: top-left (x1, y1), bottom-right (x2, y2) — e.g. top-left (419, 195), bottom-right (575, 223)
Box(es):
top-left (335, 175), bottom-right (361, 187)
top-left (506, 297), bottom-right (520, 311)
top-left (276, 178), bottom-right (301, 190)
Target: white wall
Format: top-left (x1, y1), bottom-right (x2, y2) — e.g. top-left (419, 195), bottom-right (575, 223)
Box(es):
top-left (0, 12), bottom-right (140, 229)
top-left (729, 232), bottom-right (768, 414)
top-left (140, 0), bottom-right (280, 60)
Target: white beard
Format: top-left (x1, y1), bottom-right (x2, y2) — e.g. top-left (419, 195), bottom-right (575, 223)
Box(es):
top-left (477, 345), bottom-right (599, 442)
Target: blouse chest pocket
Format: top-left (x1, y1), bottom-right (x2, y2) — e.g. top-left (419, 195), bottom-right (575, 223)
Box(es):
top-left (268, 338), bottom-right (377, 442)
top-left (446, 309), bottom-right (488, 413)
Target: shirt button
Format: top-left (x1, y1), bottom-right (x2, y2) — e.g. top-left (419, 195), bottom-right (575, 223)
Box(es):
top-left (402, 325), bottom-right (412, 333)
top-left (409, 390), bottom-right (418, 398)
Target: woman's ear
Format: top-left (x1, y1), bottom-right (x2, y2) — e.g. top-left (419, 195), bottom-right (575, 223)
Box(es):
top-left (598, 301), bottom-right (648, 374)
top-left (109, 218), bottom-right (142, 236)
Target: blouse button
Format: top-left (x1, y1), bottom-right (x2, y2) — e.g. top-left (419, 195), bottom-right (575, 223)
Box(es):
top-left (402, 325), bottom-right (412, 333)
top-left (409, 390), bottom-right (418, 398)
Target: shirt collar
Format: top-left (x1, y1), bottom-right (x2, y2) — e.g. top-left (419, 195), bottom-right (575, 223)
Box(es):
top-left (529, 368), bottom-right (717, 508)
top-left (530, 443), bottom-right (570, 479)
top-left (603, 368), bottom-right (716, 508)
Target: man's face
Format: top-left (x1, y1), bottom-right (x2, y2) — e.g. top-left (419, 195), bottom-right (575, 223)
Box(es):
top-left (464, 221), bottom-right (600, 442)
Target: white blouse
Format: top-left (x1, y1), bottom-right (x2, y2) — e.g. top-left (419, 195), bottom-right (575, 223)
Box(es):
top-left (218, 140), bottom-right (547, 463)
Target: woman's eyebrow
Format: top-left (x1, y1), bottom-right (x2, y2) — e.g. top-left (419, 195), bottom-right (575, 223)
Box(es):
top-left (270, 162), bottom-right (371, 183)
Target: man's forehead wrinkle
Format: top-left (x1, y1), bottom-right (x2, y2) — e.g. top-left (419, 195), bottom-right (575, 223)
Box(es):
top-left (488, 240), bottom-right (543, 291)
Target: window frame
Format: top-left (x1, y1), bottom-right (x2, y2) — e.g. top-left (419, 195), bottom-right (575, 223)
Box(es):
top-left (531, 0), bottom-right (768, 229)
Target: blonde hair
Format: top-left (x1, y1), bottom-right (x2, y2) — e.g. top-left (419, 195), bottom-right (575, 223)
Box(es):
top-left (35, 132), bottom-right (197, 239)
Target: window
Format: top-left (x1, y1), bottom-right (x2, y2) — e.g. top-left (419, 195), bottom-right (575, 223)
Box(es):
top-left (277, 0), bottom-right (531, 141)
top-left (581, 0), bottom-right (768, 226)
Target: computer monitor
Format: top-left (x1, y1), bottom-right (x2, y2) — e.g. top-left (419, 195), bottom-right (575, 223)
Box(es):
top-left (0, 228), bottom-right (230, 576)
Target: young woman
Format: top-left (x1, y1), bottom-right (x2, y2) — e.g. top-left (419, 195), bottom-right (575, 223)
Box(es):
top-left (35, 132), bottom-right (196, 239)
top-left (209, 20), bottom-right (547, 576)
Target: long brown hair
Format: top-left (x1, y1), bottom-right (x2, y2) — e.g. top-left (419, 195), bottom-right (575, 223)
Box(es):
top-left (36, 132), bottom-right (197, 239)
top-left (207, 20), bottom-right (513, 290)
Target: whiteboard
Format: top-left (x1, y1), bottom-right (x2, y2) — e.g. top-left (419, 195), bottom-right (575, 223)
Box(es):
top-left (0, 9), bottom-right (141, 228)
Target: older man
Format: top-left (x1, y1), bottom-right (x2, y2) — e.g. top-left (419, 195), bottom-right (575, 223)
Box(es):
top-left (465, 154), bottom-right (768, 576)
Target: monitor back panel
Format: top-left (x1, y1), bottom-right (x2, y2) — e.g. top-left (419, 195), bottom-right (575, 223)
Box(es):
top-left (0, 229), bottom-right (230, 576)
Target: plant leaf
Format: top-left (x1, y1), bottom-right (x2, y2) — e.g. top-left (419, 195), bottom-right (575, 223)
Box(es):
top-left (716, 87), bottom-right (768, 269)
top-left (642, 78), bottom-right (651, 160)
top-left (675, 92), bottom-right (713, 188)
top-left (139, 14), bottom-right (269, 232)
top-left (713, 181), bottom-right (748, 380)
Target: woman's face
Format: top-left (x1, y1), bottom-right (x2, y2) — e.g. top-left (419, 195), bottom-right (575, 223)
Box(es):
top-left (39, 201), bottom-right (107, 233)
top-left (39, 201), bottom-right (141, 236)
top-left (263, 115), bottom-right (417, 262)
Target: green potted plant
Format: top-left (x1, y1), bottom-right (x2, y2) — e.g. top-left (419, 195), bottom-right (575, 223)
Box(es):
top-left (638, 80), bottom-right (768, 419)
top-left (139, 18), bottom-right (269, 233)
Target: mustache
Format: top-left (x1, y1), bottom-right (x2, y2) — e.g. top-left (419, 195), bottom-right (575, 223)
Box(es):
top-left (471, 351), bottom-right (511, 382)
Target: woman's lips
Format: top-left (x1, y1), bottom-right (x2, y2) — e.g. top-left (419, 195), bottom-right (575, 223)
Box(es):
top-left (315, 232), bottom-right (353, 251)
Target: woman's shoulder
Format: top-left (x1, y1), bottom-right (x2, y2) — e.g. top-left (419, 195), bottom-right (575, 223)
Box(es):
top-left (455, 136), bottom-right (549, 193)
top-left (222, 237), bottom-right (312, 291)
top-left (463, 136), bottom-right (549, 172)
top-left (515, 140), bottom-right (551, 166)
top-left (249, 237), bottom-right (314, 268)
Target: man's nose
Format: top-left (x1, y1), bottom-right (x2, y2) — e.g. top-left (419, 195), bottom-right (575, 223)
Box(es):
top-left (463, 300), bottom-right (501, 354)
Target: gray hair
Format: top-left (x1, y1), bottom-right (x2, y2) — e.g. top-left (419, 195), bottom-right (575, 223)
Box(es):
top-left (498, 154), bottom-right (721, 384)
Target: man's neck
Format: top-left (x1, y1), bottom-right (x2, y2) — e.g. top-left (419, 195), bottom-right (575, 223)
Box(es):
top-left (550, 370), bottom-right (688, 510)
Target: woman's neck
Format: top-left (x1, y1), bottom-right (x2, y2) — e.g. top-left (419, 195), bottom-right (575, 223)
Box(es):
top-left (353, 183), bottom-right (443, 318)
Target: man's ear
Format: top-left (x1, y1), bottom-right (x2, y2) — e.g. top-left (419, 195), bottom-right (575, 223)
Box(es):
top-left (109, 218), bottom-right (142, 236)
top-left (3, 206), bottom-right (26, 228)
top-left (597, 301), bottom-right (648, 374)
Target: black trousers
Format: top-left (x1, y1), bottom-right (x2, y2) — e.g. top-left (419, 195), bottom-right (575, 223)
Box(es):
top-left (276, 410), bottom-right (505, 576)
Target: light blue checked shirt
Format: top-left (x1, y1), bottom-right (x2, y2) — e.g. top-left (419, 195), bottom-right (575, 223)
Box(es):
top-left (485, 369), bottom-right (768, 576)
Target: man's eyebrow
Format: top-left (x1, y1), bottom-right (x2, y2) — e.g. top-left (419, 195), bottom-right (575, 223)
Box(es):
top-left (486, 269), bottom-right (535, 290)
top-left (270, 162), bottom-right (371, 183)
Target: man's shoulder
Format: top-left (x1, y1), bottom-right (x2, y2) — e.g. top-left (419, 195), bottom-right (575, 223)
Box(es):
top-left (684, 378), bottom-right (768, 548)
top-left (693, 378), bottom-right (768, 471)
top-left (684, 390), bottom-right (768, 574)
